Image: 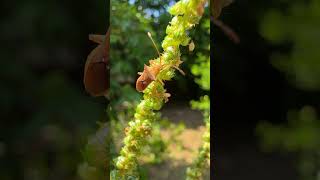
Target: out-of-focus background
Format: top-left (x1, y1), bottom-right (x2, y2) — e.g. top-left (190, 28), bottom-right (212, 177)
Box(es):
top-left (214, 0), bottom-right (320, 180)
top-left (0, 0), bottom-right (109, 179)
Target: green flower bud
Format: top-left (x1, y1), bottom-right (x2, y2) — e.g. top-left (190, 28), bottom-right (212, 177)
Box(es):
top-left (181, 36), bottom-right (191, 46)
top-left (116, 156), bottom-right (125, 169)
top-left (162, 36), bottom-right (180, 50)
top-left (168, 1), bottom-right (186, 15)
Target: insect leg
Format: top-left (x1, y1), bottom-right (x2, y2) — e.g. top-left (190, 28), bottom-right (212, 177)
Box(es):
top-left (173, 66), bottom-right (185, 76)
top-left (89, 34), bottom-right (105, 44)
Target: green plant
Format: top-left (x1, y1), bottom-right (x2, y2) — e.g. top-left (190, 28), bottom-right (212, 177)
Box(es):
top-left (78, 122), bottom-right (111, 180)
top-left (257, 106), bottom-right (320, 180)
top-left (185, 28), bottom-right (210, 179)
top-left (257, 1), bottom-right (320, 179)
top-left (260, 0), bottom-right (320, 91)
top-left (111, 0), bottom-right (208, 179)
top-left (110, 0), bottom-right (154, 109)
top-left (186, 114), bottom-right (210, 180)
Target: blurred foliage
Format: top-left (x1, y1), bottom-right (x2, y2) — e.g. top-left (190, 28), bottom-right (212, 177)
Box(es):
top-left (191, 53), bottom-right (210, 91)
top-left (257, 106), bottom-right (320, 180)
top-left (0, 0), bottom-right (108, 179)
top-left (186, 17), bottom-right (210, 179)
top-left (0, 67), bottom-right (105, 180)
top-left (78, 122), bottom-right (110, 180)
top-left (190, 95), bottom-right (210, 116)
top-left (257, 0), bottom-right (320, 179)
top-left (110, 0), bottom-right (154, 108)
top-left (257, 107), bottom-right (319, 152)
top-left (189, 37), bottom-right (210, 115)
top-left (260, 0), bottom-right (320, 91)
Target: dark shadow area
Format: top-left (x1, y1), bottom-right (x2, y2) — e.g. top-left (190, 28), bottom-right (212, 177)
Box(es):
top-left (212, 0), bottom-right (320, 179)
top-left (0, 0), bottom-right (109, 179)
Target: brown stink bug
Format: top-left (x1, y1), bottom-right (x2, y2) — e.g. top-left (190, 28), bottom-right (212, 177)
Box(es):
top-left (136, 32), bottom-right (185, 93)
top-left (83, 28), bottom-right (110, 97)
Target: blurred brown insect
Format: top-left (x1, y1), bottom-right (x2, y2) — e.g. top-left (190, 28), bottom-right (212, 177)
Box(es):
top-left (136, 32), bottom-right (184, 92)
top-left (211, 0), bottom-right (240, 44)
top-left (211, 0), bottom-right (233, 19)
top-left (83, 28), bottom-right (110, 97)
top-left (212, 18), bottom-right (240, 44)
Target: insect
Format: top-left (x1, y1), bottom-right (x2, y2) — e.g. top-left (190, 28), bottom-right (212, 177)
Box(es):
top-left (211, 0), bottom-right (234, 19)
top-left (83, 28), bottom-right (110, 97)
top-left (135, 32), bottom-right (185, 93)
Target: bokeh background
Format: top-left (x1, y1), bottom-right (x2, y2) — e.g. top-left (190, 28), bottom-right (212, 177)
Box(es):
top-left (0, 0), bottom-right (109, 179)
top-left (109, 0), bottom-right (210, 179)
top-left (214, 0), bottom-right (319, 180)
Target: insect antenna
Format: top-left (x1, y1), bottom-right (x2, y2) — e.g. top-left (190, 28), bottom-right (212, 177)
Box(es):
top-left (147, 32), bottom-right (162, 64)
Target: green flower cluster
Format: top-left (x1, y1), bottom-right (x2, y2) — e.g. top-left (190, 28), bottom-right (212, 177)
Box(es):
top-left (111, 0), bottom-right (207, 179)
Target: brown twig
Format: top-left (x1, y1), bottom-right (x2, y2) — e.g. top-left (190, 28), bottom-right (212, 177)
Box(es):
top-left (211, 16), bottom-right (240, 44)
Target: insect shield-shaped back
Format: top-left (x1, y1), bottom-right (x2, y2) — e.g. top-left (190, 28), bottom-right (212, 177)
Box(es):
top-left (84, 28), bottom-right (110, 97)
top-left (136, 64), bottom-right (156, 92)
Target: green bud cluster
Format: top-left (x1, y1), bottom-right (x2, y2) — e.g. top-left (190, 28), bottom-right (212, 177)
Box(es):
top-left (112, 0), bottom-right (207, 179)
